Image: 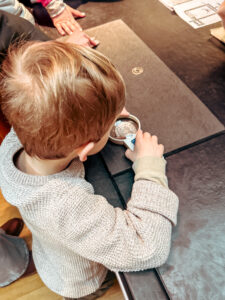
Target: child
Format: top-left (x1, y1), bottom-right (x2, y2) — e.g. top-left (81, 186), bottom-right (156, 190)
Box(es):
top-left (32, 0), bottom-right (86, 35)
top-left (0, 41), bottom-right (178, 299)
top-left (0, 0), bottom-right (85, 35)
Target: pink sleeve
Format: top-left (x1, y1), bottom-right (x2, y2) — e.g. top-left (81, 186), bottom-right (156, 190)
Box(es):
top-left (36, 0), bottom-right (52, 7)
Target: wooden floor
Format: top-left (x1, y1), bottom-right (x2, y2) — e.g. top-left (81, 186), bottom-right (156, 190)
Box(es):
top-left (0, 192), bottom-right (124, 300)
top-left (0, 273), bottom-right (124, 300)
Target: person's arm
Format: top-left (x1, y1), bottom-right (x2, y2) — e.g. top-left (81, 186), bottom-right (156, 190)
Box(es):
top-left (49, 176), bottom-right (178, 272)
top-left (0, 10), bottom-right (49, 64)
top-left (49, 131), bottom-right (178, 272)
top-left (36, 0), bottom-right (85, 35)
top-left (0, 10), bottom-right (49, 45)
top-left (126, 130), bottom-right (168, 188)
top-left (0, 10), bottom-right (97, 65)
top-left (218, 1), bottom-right (225, 28)
top-left (0, 0), bottom-right (35, 24)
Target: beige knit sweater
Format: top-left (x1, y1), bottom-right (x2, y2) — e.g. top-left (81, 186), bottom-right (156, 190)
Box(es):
top-left (0, 129), bottom-right (178, 298)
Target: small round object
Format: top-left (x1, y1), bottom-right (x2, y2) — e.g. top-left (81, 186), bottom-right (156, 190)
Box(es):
top-left (115, 119), bottom-right (137, 139)
top-left (132, 67), bottom-right (144, 75)
top-left (109, 114), bottom-right (141, 145)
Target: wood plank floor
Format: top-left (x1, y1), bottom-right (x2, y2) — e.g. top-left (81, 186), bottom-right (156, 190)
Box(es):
top-left (0, 273), bottom-right (124, 300)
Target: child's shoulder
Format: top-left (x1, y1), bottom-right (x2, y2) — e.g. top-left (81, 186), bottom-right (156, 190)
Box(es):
top-left (0, 128), bottom-right (21, 167)
top-left (0, 128), bottom-right (20, 148)
top-left (37, 176), bottom-right (95, 221)
top-left (46, 174), bottom-right (94, 196)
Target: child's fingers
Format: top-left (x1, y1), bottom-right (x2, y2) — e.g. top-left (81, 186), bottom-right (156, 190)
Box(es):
top-left (61, 22), bottom-right (73, 35)
top-left (89, 37), bottom-right (100, 47)
top-left (125, 148), bottom-right (134, 161)
top-left (70, 7), bottom-right (86, 18)
top-left (82, 33), bottom-right (99, 47)
top-left (72, 20), bottom-right (82, 32)
top-left (143, 132), bottom-right (151, 139)
top-left (151, 135), bottom-right (158, 143)
top-left (158, 144), bottom-right (164, 156)
top-left (67, 21), bottom-right (76, 32)
top-left (136, 129), bottom-right (143, 138)
top-left (55, 24), bottom-right (66, 36)
top-left (66, 18), bottom-right (81, 32)
top-left (135, 129), bottom-right (143, 144)
top-left (68, 16), bottom-right (82, 30)
top-left (67, 20), bottom-right (82, 34)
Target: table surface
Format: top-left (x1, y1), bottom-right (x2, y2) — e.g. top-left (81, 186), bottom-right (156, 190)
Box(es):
top-left (35, 1), bottom-right (225, 299)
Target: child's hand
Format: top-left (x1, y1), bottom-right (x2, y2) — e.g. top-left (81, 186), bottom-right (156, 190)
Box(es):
top-left (57, 30), bottom-right (99, 48)
top-left (218, 1), bottom-right (225, 28)
top-left (125, 130), bottom-right (164, 162)
top-left (52, 5), bottom-right (85, 36)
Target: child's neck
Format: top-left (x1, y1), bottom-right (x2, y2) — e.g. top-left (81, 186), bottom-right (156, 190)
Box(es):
top-left (16, 150), bottom-right (77, 176)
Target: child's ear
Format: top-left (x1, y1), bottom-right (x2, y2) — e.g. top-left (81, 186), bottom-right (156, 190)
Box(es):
top-left (76, 142), bottom-right (95, 162)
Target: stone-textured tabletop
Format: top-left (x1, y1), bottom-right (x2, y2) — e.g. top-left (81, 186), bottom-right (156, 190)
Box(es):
top-left (86, 20), bottom-right (224, 176)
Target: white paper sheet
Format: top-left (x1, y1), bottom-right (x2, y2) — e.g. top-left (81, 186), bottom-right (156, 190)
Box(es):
top-left (174, 0), bottom-right (223, 28)
top-left (158, 0), bottom-right (223, 28)
top-left (158, 0), bottom-right (188, 11)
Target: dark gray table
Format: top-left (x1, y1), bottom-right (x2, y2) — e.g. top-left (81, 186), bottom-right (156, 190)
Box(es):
top-left (113, 134), bottom-right (225, 299)
top-left (85, 18), bottom-right (225, 300)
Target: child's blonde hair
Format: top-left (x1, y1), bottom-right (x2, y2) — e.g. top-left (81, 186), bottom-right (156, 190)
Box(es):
top-left (0, 41), bottom-right (125, 159)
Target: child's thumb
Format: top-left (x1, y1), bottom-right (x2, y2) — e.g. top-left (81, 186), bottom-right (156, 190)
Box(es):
top-left (70, 8), bottom-right (86, 18)
top-left (125, 149), bottom-right (134, 161)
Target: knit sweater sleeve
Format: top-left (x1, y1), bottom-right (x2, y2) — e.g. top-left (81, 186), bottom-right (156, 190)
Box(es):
top-left (49, 177), bottom-right (178, 272)
top-left (40, 0), bottom-right (66, 18)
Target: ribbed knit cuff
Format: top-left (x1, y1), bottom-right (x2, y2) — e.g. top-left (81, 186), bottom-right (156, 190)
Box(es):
top-left (133, 156), bottom-right (168, 188)
top-left (46, 0), bottom-right (66, 18)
